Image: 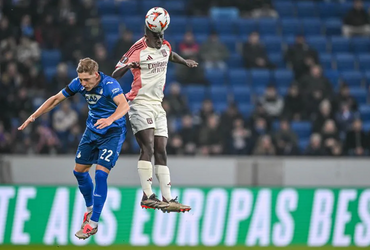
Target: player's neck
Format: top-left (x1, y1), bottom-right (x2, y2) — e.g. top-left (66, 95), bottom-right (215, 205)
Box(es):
top-left (92, 74), bottom-right (101, 90)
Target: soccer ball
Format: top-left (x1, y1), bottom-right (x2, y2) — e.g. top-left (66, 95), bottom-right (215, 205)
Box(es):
top-left (145, 7), bottom-right (170, 33)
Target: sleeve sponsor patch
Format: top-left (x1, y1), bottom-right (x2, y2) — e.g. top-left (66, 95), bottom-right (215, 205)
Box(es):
top-left (112, 88), bottom-right (120, 94)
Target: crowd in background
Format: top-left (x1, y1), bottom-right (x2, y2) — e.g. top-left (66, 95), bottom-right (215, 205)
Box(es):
top-left (1, 0), bottom-right (370, 156)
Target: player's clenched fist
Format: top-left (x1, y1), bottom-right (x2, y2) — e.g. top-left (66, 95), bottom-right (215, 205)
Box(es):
top-left (94, 117), bottom-right (114, 129)
top-left (18, 116), bottom-right (35, 130)
top-left (185, 59), bottom-right (198, 68)
top-left (129, 61), bottom-right (141, 69)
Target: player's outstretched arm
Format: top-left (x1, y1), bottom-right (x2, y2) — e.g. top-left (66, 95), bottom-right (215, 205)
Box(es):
top-left (18, 91), bottom-right (67, 130)
top-left (111, 62), bottom-right (141, 80)
top-left (94, 94), bottom-right (130, 129)
top-left (169, 51), bottom-right (198, 68)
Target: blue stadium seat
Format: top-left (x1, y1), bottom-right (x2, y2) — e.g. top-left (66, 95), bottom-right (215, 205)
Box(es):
top-left (219, 35), bottom-right (237, 53)
top-left (166, 69), bottom-right (175, 84)
top-left (250, 69), bottom-right (272, 86)
top-left (190, 17), bottom-right (211, 35)
top-left (306, 36), bottom-right (328, 53)
top-left (363, 122), bottom-right (370, 132)
top-left (185, 86), bottom-right (207, 103)
top-left (364, 71), bottom-right (370, 85)
top-left (335, 53), bottom-right (356, 70)
top-left (331, 37), bottom-right (350, 53)
top-left (261, 36), bottom-right (282, 53)
top-left (351, 37), bottom-right (370, 53)
top-left (299, 139), bottom-right (309, 152)
top-left (212, 20), bottom-right (237, 35)
top-left (238, 103), bottom-right (254, 118)
top-left (141, 0), bottom-right (163, 13)
top-left (291, 122), bottom-right (312, 138)
top-left (105, 33), bottom-right (119, 54)
top-left (278, 86), bottom-right (288, 96)
top-left (283, 35), bottom-right (296, 47)
top-left (44, 67), bottom-right (57, 82)
top-left (122, 16), bottom-right (144, 33)
top-left (339, 2), bottom-right (353, 17)
top-left (119, 1), bottom-right (139, 15)
top-left (274, 2), bottom-right (295, 17)
top-left (205, 69), bottom-right (226, 85)
top-left (253, 86), bottom-right (266, 96)
top-left (359, 105), bottom-right (370, 122)
top-left (213, 102), bottom-right (228, 113)
top-left (340, 71), bottom-right (364, 88)
top-left (210, 7), bottom-right (239, 20)
top-left (101, 15), bottom-right (120, 34)
top-left (237, 19), bottom-right (257, 36)
top-left (188, 102), bottom-right (202, 114)
top-left (232, 86), bottom-right (252, 104)
top-left (226, 53), bottom-right (243, 68)
top-left (319, 53), bottom-right (333, 69)
top-left (269, 53), bottom-right (285, 68)
top-left (228, 69), bottom-right (249, 86)
top-left (324, 19), bottom-right (342, 36)
top-left (97, 1), bottom-right (117, 15)
top-left (209, 86), bottom-right (229, 103)
top-left (302, 18), bottom-right (322, 35)
top-left (350, 88), bottom-right (368, 104)
top-left (324, 69), bottom-right (340, 88)
top-left (167, 16), bottom-right (188, 35)
top-left (273, 69), bottom-right (294, 86)
top-left (358, 54), bottom-right (370, 72)
top-left (296, 2), bottom-right (317, 18)
top-left (41, 50), bottom-right (61, 68)
top-left (258, 19), bottom-right (279, 35)
top-left (318, 2), bottom-right (340, 19)
top-left (165, 1), bottom-right (186, 15)
top-left (281, 18), bottom-right (302, 36)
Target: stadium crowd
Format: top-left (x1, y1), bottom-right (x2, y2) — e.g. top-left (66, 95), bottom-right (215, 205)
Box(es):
top-left (1, 0), bottom-right (370, 156)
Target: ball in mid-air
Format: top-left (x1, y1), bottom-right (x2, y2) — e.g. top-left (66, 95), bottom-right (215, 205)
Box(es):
top-left (145, 7), bottom-right (170, 33)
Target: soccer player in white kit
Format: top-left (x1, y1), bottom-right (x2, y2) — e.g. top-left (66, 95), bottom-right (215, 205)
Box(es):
top-left (112, 26), bottom-right (198, 212)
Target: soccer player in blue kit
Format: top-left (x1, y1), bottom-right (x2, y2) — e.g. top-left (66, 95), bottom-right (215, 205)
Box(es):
top-left (18, 58), bottom-right (130, 239)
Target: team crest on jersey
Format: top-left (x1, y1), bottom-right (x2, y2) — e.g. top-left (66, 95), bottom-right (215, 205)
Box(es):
top-left (146, 118), bottom-right (153, 124)
top-left (161, 49), bottom-right (167, 57)
top-left (120, 56), bottom-right (128, 64)
top-left (85, 94), bottom-right (102, 105)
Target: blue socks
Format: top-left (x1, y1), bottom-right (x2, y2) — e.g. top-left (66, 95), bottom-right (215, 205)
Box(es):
top-left (73, 170), bottom-right (93, 208)
top-left (91, 170), bottom-right (108, 222)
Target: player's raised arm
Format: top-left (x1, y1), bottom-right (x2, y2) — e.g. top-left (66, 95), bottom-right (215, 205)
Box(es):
top-left (94, 93), bottom-right (130, 129)
top-left (18, 91), bottom-right (67, 130)
top-left (169, 51), bottom-right (198, 68)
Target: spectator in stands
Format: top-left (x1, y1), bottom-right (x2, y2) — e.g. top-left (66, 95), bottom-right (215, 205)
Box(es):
top-left (250, 0), bottom-right (278, 18)
top-left (228, 118), bottom-right (253, 155)
top-left (0, 121), bottom-right (12, 153)
top-left (175, 55), bottom-right (208, 85)
top-left (219, 103), bottom-right (244, 140)
top-left (52, 100), bottom-right (78, 153)
top-left (78, 0), bottom-right (99, 26)
top-left (188, 0), bottom-right (210, 16)
top-left (199, 32), bottom-right (229, 70)
top-left (298, 65), bottom-right (333, 99)
top-left (35, 121), bottom-right (60, 155)
top-left (313, 99), bottom-right (333, 133)
top-left (305, 133), bottom-right (326, 156)
top-left (164, 82), bottom-right (188, 118)
top-left (251, 116), bottom-right (269, 139)
top-left (61, 13), bottom-right (79, 44)
top-left (342, 0), bottom-right (370, 37)
top-left (0, 16), bottom-right (14, 40)
top-left (335, 102), bottom-right (358, 137)
top-left (178, 114), bottom-right (198, 155)
top-left (344, 119), bottom-right (368, 156)
top-left (252, 134), bottom-right (276, 156)
top-left (282, 84), bottom-right (305, 121)
top-left (199, 114), bottom-right (223, 155)
top-left (24, 65), bottom-right (46, 92)
top-left (178, 31), bottom-right (200, 58)
top-left (198, 99), bottom-right (216, 125)
top-left (113, 30), bottom-right (134, 62)
top-left (243, 31), bottom-right (274, 69)
top-left (167, 134), bottom-right (184, 155)
top-left (285, 35), bottom-right (319, 80)
top-left (273, 119), bottom-right (299, 156)
top-left (20, 15), bottom-right (34, 38)
top-left (50, 63), bottom-right (70, 93)
top-left (13, 87), bottom-right (32, 125)
top-left (94, 43), bottom-right (114, 74)
top-left (249, 103), bottom-right (272, 130)
top-left (67, 123), bottom-right (82, 153)
top-left (58, 0), bottom-right (75, 23)
top-left (333, 84), bottom-right (358, 113)
top-left (34, 14), bottom-right (61, 49)
top-left (16, 36), bottom-right (40, 65)
top-left (258, 85), bottom-right (284, 119)
top-left (321, 119), bottom-right (341, 155)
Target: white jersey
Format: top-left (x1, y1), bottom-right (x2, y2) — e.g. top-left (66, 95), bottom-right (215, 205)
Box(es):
top-left (115, 37), bottom-right (171, 104)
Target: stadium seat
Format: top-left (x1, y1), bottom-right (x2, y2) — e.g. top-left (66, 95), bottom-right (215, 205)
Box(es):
top-left (318, 2), bottom-right (340, 19)
top-left (105, 33), bottom-right (119, 54)
top-left (119, 1), bottom-right (139, 15)
top-left (188, 102), bottom-right (202, 114)
top-left (324, 69), bottom-right (340, 88)
top-left (122, 16), bottom-right (144, 33)
top-left (296, 2), bottom-right (317, 18)
top-left (167, 16), bottom-right (188, 35)
top-left (299, 139), bottom-right (310, 152)
top-left (273, 69), bottom-right (294, 86)
top-left (335, 53), bottom-right (356, 70)
top-left (350, 88), bottom-right (368, 104)
top-left (331, 37), bottom-right (350, 53)
top-left (291, 122), bottom-right (312, 139)
top-left (250, 69), bottom-right (272, 86)
top-left (228, 69), bottom-right (249, 86)
top-left (283, 35), bottom-right (296, 47)
top-left (253, 86), bottom-right (266, 96)
top-left (302, 18), bottom-right (322, 35)
top-left (213, 102), bottom-right (228, 114)
top-left (185, 86), bottom-right (207, 103)
top-left (351, 37), bottom-right (370, 53)
top-left (340, 71), bottom-right (364, 88)
top-left (210, 7), bottom-right (239, 20)
top-left (278, 86), bottom-right (288, 96)
top-left (41, 50), bottom-right (61, 68)
top-left (274, 2), bottom-right (295, 17)
top-left (190, 17), bottom-right (211, 35)
top-left (268, 53), bottom-right (285, 68)
top-left (97, 1), bottom-right (117, 15)
top-left (338, 2), bottom-right (353, 17)
top-left (359, 105), bottom-right (370, 122)
top-left (205, 69), bottom-right (226, 85)
top-left (226, 53), bottom-right (243, 68)
top-left (209, 86), bottom-right (229, 103)
top-left (261, 36), bottom-right (283, 53)
top-left (281, 18), bottom-right (302, 36)
top-left (319, 53), bottom-right (333, 69)
top-left (237, 19), bottom-right (257, 36)
top-left (238, 103), bottom-right (254, 118)
top-left (219, 35), bottom-right (237, 53)
top-left (306, 36), bottom-right (328, 53)
top-left (141, 0), bottom-right (163, 13)
top-left (324, 19), bottom-right (342, 36)
top-left (358, 54), bottom-right (370, 72)
top-left (258, 19), bottom-right (279, 35)
top-left (101, 15), bottom-right (120, 34)
top-left (213, 20), bottom-right (237, 35)
top-left (232, 86), bottom-right (252, 104)
top-left (363, 122), bottom-right (370, 132)
top-left (165, 1), bottom-right (186, 15)
top-left (44, 67), bottom-right (57, 82)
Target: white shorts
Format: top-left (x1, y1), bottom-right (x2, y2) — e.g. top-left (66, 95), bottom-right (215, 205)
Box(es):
top-left (128, 102), bottom-right (168, 137)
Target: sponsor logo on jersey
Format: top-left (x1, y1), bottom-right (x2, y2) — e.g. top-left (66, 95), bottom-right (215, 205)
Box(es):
top-left (99, 88), bottom-right (103, 95)
top-left (106, 81), bottom-right (114, 85)
top-left (161, 49), bottom-right (167, 57)
top-left (146, 55), bottom-right (153, 61)
top-left (112, 88), bottom-right (120, 94)
top-left (85, 94), bottom-right (102, 105)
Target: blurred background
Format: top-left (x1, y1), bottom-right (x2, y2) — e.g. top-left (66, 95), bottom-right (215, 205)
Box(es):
top-left (1, 0), bottom-right (370, 249)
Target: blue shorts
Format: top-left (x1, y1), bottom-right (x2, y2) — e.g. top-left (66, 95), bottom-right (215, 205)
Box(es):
top-left (75, 127), bottom-right (126, 170)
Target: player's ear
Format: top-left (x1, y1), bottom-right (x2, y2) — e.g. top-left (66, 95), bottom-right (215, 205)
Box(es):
top-left (95, 71), bottom-right (99, 78)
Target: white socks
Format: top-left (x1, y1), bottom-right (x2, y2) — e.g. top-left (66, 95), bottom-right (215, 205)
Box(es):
top-left (137, 160), bottom-right (154, 197)
top-left (155, 165), bottom-right (172, 201)
top-left (87, 205), bottom-right (93, 212)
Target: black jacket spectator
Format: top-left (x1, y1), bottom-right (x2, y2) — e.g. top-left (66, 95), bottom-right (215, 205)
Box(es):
top-left (343, 0), bottom-right (369, 27)
top-left (282, 84), bottom-right (305, 120)
top-left (345, 119), bottom-right (368, 156)
top-left (243, 32), bottom-right (274, 69)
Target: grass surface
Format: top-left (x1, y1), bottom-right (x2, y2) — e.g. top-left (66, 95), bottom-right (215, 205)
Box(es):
top-left (0, 246), bottom-right (363, 250)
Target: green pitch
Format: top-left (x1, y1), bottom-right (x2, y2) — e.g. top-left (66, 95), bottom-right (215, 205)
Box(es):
top-left (0, 246), bottom-right (363, 250)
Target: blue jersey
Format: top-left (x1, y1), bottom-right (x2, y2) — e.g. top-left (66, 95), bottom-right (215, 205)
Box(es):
top-left (62, 72), bottom-right (126, 135)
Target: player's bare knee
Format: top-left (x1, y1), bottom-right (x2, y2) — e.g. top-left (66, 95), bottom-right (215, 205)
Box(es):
top-left (154, 150), bottom-right (167, 165)
top-left (141, 144), bottom-right (154, 158)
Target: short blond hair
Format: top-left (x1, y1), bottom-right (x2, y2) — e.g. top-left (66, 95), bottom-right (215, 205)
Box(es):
top-left (76, 57), bottom-right (99, 74)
